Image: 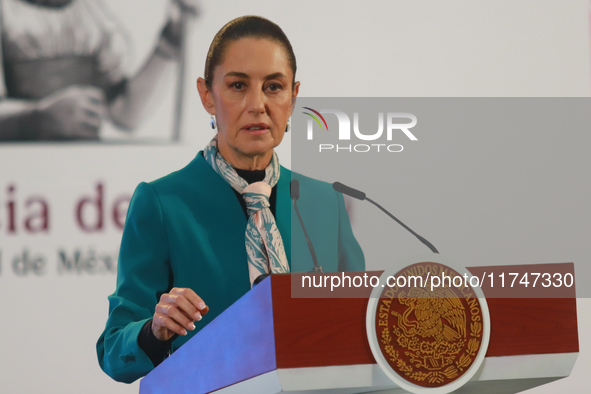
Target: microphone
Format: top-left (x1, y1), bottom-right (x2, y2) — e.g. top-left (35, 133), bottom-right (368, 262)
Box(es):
top-left (291, 180), bottom-right (323, 273)
top-left (332, 182), bottom-right (439, 254)
top-left (332, 182), bottom-right (366, 200)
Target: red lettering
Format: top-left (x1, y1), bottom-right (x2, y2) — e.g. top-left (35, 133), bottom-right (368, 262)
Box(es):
top-left (112, 195), bottom-right (130, 230)
top-left (76, 183), bottom-right (104, 232)
top-left (1, 184), bottom-right (51, 234)
top-left (25, 197), bottom-right (49, 233)
top-left (7, 184), bottom-right (16, 233)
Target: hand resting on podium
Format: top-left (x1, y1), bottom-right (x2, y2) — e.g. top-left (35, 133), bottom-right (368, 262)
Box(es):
top-left (152, 287), bottom-right (209, 341)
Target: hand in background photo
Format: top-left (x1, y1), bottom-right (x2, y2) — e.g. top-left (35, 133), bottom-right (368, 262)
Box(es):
top-left (34, 85), bottom-right (106, 140)
top-left (0, 0), bottom-right (201, 142)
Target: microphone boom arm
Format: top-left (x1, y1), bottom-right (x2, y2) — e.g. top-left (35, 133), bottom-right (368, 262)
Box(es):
top-left (332, 182), bottom-right (439, 254)
top-left (365, 197), bottom-right (439, 254)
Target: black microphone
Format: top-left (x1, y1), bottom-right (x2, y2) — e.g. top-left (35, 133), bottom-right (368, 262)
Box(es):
top-left (290, 179), bottom-right (299, 200)
top-left (290, 179), bottom-right (300, 200)
top-left (332, 182), bottom-right (366, 200)
top-left (291, 180), bottom-right (323, 273)
top-left (332, 182), bottom-right (439, 254)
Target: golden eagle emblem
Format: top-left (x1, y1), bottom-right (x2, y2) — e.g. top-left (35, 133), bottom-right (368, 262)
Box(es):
top-left (394, 285), bottom-right (466, 344)
top-left (375, 262), bottom-right (484, 388)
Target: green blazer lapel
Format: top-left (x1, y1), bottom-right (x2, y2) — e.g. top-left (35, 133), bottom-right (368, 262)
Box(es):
top-left (191, 153), bottom-right (247, 226)
top-left (276, 165), bottom-right (292, 268)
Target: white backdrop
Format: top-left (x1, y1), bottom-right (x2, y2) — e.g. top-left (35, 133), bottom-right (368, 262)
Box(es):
top-left (0, 1), bottom-right (589, 393)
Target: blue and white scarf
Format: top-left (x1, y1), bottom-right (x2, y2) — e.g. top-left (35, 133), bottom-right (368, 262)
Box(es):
top-left (203, 136), bottom-right (290, 286)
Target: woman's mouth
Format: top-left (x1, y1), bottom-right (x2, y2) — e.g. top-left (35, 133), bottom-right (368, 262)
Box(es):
top-left (242, 124), bottom-right (270, 135)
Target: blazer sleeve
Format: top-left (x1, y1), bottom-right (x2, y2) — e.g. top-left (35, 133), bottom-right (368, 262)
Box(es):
top-left (96, 182), bottom-right (172, 383)
top-left (336, 191), bottom-right (365, 272)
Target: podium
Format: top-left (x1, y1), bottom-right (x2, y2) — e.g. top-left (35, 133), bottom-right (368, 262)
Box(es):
top-left (140, 262), bottom-right (578, 394)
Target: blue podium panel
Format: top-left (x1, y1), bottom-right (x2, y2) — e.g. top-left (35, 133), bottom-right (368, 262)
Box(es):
top-left (140, 278), bottom-right (277, 394)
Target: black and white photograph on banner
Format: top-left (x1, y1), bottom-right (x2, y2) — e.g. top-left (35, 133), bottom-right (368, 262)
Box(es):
top-left (0, 0), bottom-right (198, 142)
top-left (0, 1), bottom-right (589, 394)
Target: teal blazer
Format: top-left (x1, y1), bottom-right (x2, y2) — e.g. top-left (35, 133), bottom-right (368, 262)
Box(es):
top-left (96, 152), bottom-right (365, 383)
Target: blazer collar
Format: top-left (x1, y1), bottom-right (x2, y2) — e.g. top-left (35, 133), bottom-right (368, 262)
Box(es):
top-left (194, 151), bottom-right (293, 267)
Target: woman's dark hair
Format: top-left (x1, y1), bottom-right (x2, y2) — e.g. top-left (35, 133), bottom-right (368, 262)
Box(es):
top-left (204, 16), bottom-right (297, 89)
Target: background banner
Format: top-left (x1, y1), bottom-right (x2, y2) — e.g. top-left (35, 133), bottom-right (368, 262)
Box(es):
top-left (0, 1), bottom-right (589, 393)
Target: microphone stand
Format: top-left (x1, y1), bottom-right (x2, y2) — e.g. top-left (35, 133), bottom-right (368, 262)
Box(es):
top-left (291, 180), bottom-right (324, 273)
top-left (332, 182), bottom-right (439, 254)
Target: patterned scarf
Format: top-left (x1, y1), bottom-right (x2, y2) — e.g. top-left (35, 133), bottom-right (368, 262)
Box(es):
top-left (203, 136), bottom-right (290, 286)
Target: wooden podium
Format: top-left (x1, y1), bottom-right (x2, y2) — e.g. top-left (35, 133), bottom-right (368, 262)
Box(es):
top-left (139, 263), bottom-right (578, 394)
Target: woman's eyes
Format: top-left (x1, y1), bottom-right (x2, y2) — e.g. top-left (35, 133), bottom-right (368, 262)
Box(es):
top-left (266, 83), bottom-right (283, 92)
top-left (228, 82), bottom-right (283, 92)
top-left (230, 82), bottom-right (245, 90)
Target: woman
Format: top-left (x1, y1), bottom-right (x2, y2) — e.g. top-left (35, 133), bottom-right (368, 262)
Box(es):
top-left (97, 15), bottom-right (365, 383)
top-left (0, 0), bottom-right (197, 140)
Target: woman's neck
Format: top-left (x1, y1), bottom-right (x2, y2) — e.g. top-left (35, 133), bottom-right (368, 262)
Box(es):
top-left (234, 167), bottom-right (266, 184)
top-left (217, 146), bottom-right (273, 171)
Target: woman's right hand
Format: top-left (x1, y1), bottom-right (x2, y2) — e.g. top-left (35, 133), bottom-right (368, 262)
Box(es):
top-left (34, 85), bottom-right (106, 140)
top-left (151, 287), bottom-right (209, 341)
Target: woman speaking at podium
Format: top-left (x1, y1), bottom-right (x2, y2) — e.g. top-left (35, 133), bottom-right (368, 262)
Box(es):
top-left (97, 15), bottom-right (364, 383)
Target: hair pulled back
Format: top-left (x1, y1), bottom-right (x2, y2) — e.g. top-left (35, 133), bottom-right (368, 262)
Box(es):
top-left (204, 16), bottom-right (297, 89)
